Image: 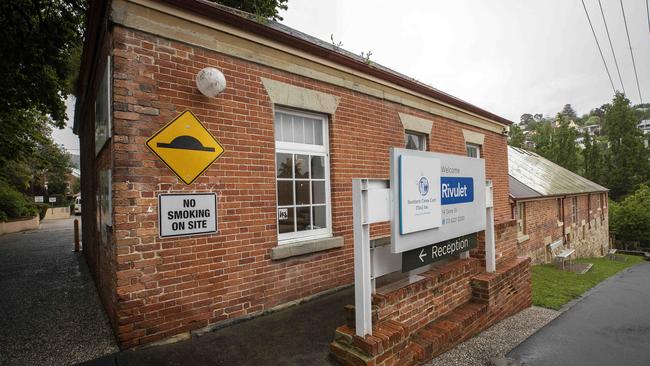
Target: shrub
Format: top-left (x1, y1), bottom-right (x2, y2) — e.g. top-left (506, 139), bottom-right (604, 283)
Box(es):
top-left (609, 184), bottom-right (650, 247)
top-left (0, 180), bottom-right (37, 221)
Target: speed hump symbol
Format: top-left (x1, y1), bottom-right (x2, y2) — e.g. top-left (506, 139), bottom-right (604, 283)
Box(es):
top-left (146, 110), bottom-right (225, 184)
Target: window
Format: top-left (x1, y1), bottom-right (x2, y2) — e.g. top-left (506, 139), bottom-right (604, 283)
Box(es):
top-left (405, 131), bottom-right (427, 151)
top-left (274, 109), bottom-right (331, 242)
top-left (466, 143), bottom-right (480, 158)
top-left (571, 197), bottom-right (578, 224)
top-left (557, 198), bottom-right (563, 222)
top-left (95, 56), bottom-right (111, 155)
top-left (516, 202), bottom-right (525, 235)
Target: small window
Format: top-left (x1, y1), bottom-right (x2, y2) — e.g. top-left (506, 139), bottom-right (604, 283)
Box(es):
top-left (95, 56), bottom-right (111, 155)
top-left (466, 143), bottom-right (480, 158)
top-left (572, 197), bottom-right (578, 223)
top-left (516, 202), bottom-right (525, 235)
top-left (275, 109), bottom-right (331, 242)
top-left (557, 198), bottom-right (563, 222)
top-left (405, 131), bottom-right (427, 151)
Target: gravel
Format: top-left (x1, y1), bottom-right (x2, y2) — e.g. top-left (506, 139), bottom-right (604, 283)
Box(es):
top-left (0, 218), bottom-right (119, 366)
top-left (426, 306), bottom-right (560, 366)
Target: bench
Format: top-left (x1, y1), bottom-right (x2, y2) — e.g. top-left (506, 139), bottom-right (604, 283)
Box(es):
top-left (548, 240), bottom-right (575, 271)
top-left (607, 249), bottom-right (617, 260)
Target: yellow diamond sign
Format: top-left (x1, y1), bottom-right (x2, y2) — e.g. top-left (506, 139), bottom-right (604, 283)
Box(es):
top-left (146, 110), bottom-right (225, 185)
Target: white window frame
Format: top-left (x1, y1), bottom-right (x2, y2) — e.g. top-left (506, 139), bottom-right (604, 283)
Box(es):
top-left (466, 143), bottom-right (480, 158)
top-left (516, 202), bottom-right (525, 235)
top-left (274, 108), bottom-right (332, 244)
top-left (404, 130), bottom-right (427, 151)
top-left (572, 196), bottom-right (578, 224)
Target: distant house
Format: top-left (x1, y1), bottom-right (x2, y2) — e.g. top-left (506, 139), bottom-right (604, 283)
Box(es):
top-left (637, 119), bottom-right (650, 147)
top-left (508, 147), bottom-right (609, 264)
top-left (577, 124), bottom-right (600, 136)
top-left (552, 119), bottom-right (579, 130)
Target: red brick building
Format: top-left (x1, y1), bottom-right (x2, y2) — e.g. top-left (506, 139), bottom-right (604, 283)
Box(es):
top-left (74, 0), bottom-right (532, 362)
top-left (509, 147), bottom-right (609, 264)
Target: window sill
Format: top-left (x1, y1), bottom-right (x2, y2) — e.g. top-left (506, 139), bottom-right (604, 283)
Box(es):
top-left (557, 221), bottom-right (564, 228)
top-left (517, 234), bottom-right (530, 244)
top-left (271, 236), bottom-right (344, 260)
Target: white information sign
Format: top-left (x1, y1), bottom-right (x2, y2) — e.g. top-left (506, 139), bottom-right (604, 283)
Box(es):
top-left (390, 148), bottom-right (486, 253)
top-left (48, 197), bottom-right (57, 203)
top-left (34, 196), bottom-right (44, 203)
top-left (158, 193), bottom-right (217, 238)
top-left (399, 155), bottom-right (441, 234)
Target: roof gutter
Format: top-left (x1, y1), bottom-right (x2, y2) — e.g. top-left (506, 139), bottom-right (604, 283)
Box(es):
top-left (157, 0), bottom-right (513, 126)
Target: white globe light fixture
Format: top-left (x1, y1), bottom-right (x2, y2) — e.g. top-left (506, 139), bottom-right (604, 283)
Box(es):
top-left (196, 67), bottom-right (227, 97)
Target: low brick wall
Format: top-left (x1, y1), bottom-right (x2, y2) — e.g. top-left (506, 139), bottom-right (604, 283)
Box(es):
top-left (331, 257), bottom-right (531, 365)
top-left (44, 207), bottom-right (71, 220)
top-left (0, 216), bottom-right (40, 235)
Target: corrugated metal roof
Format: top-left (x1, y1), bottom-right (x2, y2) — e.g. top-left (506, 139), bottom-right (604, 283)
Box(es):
top-left (508, 146), bottom-right (608, 199)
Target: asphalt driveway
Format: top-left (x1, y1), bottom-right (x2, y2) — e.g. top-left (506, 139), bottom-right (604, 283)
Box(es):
top-left (0, 218), bottom-right (118, 365)
top-left (508, 261), bottom-right (650, 366)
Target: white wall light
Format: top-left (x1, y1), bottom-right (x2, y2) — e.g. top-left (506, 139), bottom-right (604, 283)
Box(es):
top-left (196, 67), bottom-right (227, 97)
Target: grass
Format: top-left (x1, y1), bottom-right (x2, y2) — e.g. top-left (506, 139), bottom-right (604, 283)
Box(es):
top-left (531, 254), bottom-right (644, 310)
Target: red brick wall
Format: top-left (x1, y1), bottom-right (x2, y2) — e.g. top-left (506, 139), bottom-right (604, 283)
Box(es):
top-left (515, 192), bottom-right (609, 264)
top-left (104, 25), bottom-right (513, 348)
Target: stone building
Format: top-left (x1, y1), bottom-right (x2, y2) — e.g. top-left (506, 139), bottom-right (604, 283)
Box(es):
top-left (73, 0), bottom-right (532, 362)
top-left (508, 146), bottom-right (609, 264)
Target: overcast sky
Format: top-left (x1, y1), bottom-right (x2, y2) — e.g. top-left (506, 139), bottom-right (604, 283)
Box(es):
top-left (280, 0), bottom-right (650, 122)
top-left (54, 0), bottom-right (650, 153)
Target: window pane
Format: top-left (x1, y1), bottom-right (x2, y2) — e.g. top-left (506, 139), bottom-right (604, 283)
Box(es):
top-left (294, 116), bottom-right (305, 144)
top-left (304, 119), bottom-right (314, 144)
top-left (295, 180), bottom-right (310, 205)
top-left (278, 207), bottom-right (295, 234)
top-left (311, 156), bottom-right (325, 179)
top-left (296, 206), bottom-right (312, 231)
top-left (313, 205), bottom-right (327, 229)
top-left (466, 145), bottom-right (477, 158)
top-left (312, 181), bottom-right (325, 204)
top-left (276, 153), bottom-right (292, 178)
top-left (274, 113), bottom-right (282, 141)
top-left (281, 115), bottom-right (293, 142)
top-left (295, 154), bottom-right (309, 178)
top-left (277, 181), bottom-right (294, 206)
top-left (313, 119), bottom-right (323, 145)
top-left (405, 134), bottom-right (418, 150)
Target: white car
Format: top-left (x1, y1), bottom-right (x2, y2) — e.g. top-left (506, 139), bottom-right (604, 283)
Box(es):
top-left (74, 195), bottom-right (82, 215)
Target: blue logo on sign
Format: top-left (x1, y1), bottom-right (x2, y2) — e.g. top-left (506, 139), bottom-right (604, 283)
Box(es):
top-left (418, 177), bottom-right (429, 196)
top-left (441, 177), bottom-right (474, 205)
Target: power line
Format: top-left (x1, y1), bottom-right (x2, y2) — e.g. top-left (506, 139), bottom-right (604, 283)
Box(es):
top-left (619, 0), bottom-right (644, 103)
top-left (581, 0), bottom-right (616, 93)
top-left (598, 0), bottom-right (626, 94)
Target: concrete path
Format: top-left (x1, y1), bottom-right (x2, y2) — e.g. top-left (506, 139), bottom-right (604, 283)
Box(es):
top-left (0, 217), bottom-right (118, 365)
top-left (84, 286), bottom-right (354, 366)
top-left (508, 262), bottom-right (650, 366)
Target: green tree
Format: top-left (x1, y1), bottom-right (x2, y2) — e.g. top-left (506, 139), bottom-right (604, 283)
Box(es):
top-left (602, 93), bottom-right (649, 199)
top-left (0, 0), bottom-right (87, 127)
top-left (532, 115), bottom-right (579, 172)
top-left (552, 115), bottom-right (580, 172)
top-left (561, 104), bottom-right (577, 120)
top-left (508, 124), bottom-right (525, 148)
top-left (582, 132), bottom-right (604, 184)
top-left (212, 0), bottom-right (288, 20)
top-left (609, 185), bottom-right (650, 246)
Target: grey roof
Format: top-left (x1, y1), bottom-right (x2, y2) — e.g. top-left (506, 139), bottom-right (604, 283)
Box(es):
top-left (508, 146), bottom-right (608, 199)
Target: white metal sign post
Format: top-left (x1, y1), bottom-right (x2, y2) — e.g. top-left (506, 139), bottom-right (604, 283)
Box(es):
top-left (352, 148), bottom-right (496, 338)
